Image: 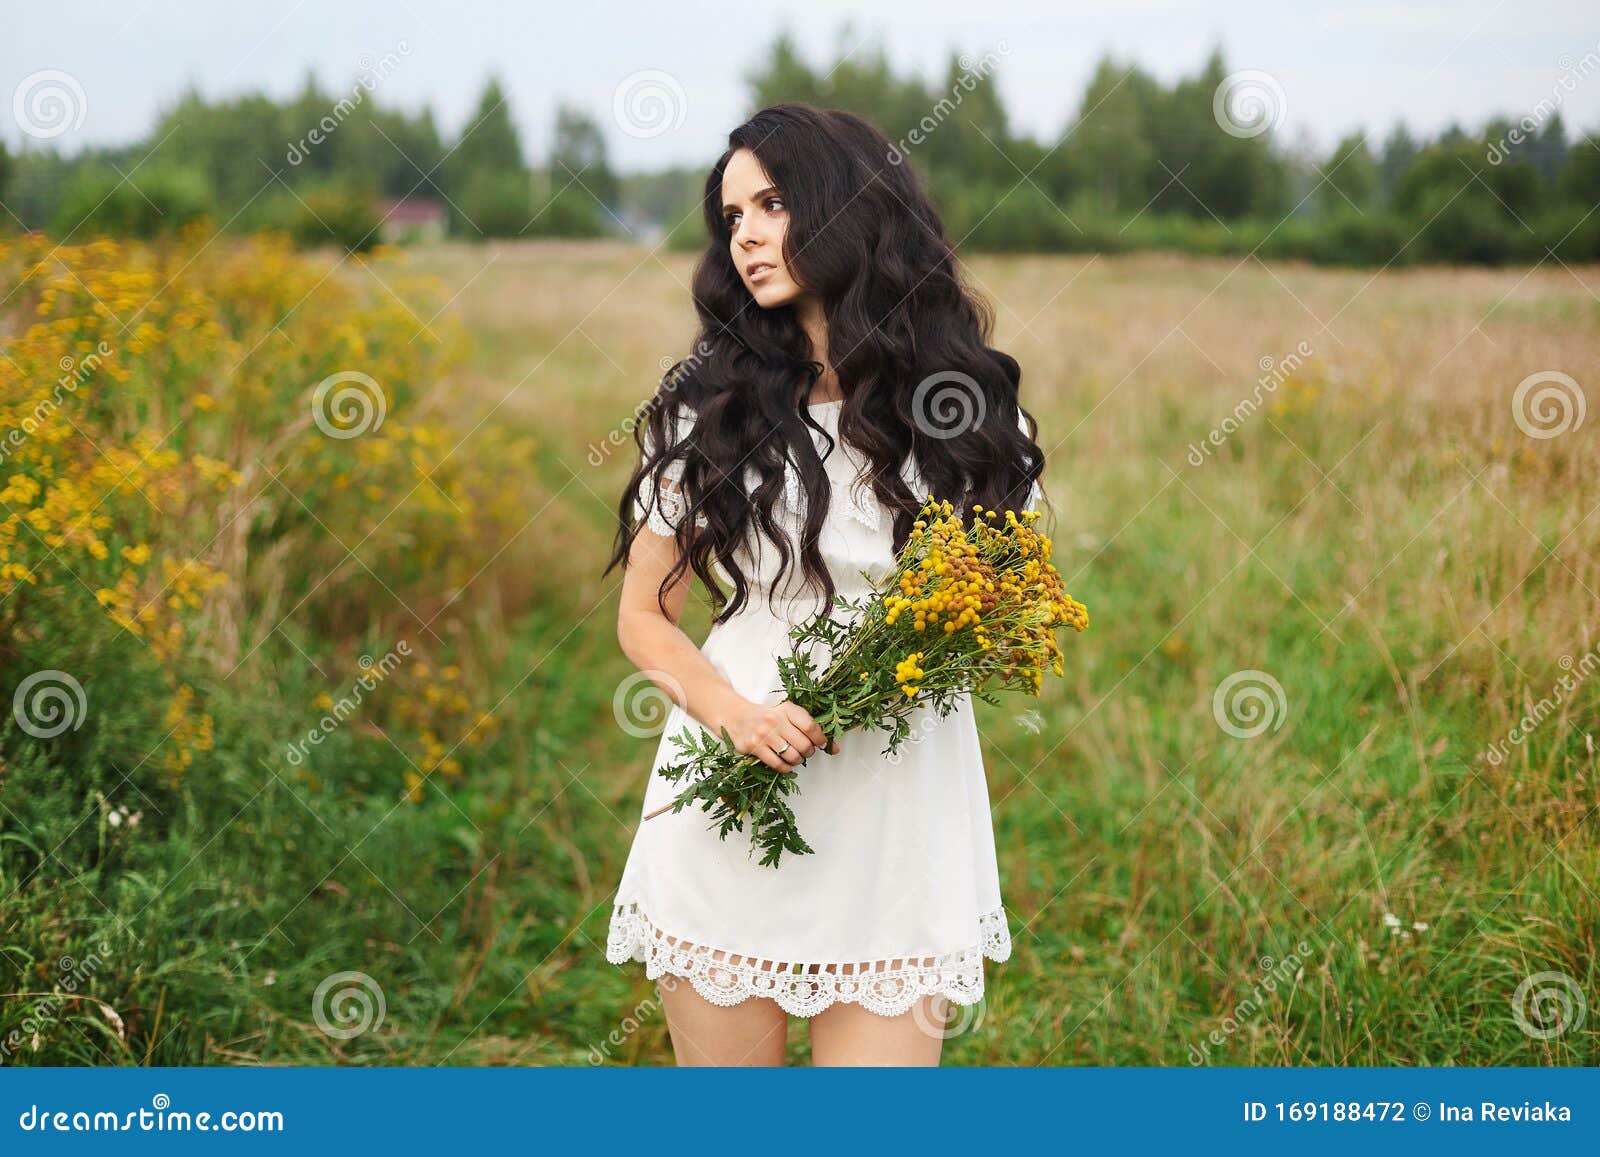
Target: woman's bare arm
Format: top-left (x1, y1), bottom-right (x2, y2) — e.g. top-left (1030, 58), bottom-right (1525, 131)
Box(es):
top-left (616, 525), bottom-right (837, 770)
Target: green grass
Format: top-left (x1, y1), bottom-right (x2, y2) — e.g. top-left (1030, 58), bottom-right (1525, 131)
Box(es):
top-left (3, 241), bottom-right (1597, 1066)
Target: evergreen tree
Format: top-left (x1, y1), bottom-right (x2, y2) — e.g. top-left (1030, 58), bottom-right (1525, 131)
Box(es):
top-left (552, 104), bottom-right (618, 210)
top-left (1524, 112), bottom-right (1569, 187)
top-left (446, 77), bottom-right (527, 186)
top-left (1379, 122), bottom-right (1418, 207)
top-left (1322, 132), bottom-right (1380, 210)
top-left (1559, 135), bottom-right (1600, 205)
top-left (1053, 56), bottom-right (1156, 213)
top-left (443, 77), bottom-right (530, 237)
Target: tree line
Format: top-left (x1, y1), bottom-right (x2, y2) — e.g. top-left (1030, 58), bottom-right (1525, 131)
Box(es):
top-left (3, 31), bottom-right (1596, 266)
top-left (1, 73), bottom-right (620, 250)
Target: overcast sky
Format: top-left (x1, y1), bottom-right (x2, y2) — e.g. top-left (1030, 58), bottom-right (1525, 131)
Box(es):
top-left (6, 0), bottom-right (1600, 170)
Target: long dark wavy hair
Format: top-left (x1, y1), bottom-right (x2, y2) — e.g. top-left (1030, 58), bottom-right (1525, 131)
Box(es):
top-left (603, 102), bottom-right (1047, 624)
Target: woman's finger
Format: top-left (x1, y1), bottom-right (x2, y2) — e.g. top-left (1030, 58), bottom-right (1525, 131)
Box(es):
top-left (750, 732), bottom-right (792, 773)
top-left (747, 726), bottom-right (798, 772)
top-left (781, 702), bottom-right (836, 756)
top-left (772, 720), bottom-right (812, 765)
top-left (754, 748), bottom-right (788, 773)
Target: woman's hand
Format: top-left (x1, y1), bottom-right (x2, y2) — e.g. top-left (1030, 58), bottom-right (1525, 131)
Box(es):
top-left (718, 697), bottom-right (839, 773)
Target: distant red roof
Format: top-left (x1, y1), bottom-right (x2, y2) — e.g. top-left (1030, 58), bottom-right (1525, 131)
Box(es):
top-left (377, 197), bottom-right (446, 224)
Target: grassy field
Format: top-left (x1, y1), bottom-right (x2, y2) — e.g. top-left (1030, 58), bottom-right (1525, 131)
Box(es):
top-left (3, 236), bottom-right (1596, 1065)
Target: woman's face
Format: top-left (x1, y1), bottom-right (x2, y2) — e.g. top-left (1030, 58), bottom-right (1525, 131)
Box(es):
top-left (721, 147), bottom-right (806, 309)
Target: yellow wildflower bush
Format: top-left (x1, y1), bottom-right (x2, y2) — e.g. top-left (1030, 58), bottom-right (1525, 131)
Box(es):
top-left (1, 227), bottom-right (527, 797)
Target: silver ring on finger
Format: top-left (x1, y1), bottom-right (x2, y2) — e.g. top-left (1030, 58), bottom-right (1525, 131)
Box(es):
top-left (773, 740), bottom-right (791, 755)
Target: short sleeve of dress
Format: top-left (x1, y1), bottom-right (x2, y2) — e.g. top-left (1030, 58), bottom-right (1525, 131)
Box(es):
top-left (634, 405), bottom-right (709, 537)
top-left (1018, 405), bottom-right (1043, 514)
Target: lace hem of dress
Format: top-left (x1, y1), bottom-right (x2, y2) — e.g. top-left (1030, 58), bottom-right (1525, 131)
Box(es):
top-left (604, 900), bottom-right (1013, 1018)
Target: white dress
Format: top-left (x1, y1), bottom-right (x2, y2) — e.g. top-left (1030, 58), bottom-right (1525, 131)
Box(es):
top-left (605, 398), bottom-right (1039, 1018)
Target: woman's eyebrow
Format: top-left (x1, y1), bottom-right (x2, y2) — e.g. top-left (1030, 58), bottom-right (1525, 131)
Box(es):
top-left (721, 185), bottom-right (780, 213)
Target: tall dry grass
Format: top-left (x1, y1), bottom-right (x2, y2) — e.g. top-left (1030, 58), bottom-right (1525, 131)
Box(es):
top-left (4, 233), bottom-right (1594, 1065)
top-left (417, 241), bottom-right (1597, 1064)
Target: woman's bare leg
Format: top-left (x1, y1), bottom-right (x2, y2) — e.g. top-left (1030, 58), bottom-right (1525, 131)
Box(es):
top-left (809, 994), bottom-right (948, 1066)
top-left (656, 974), bottom-right (789, 1066)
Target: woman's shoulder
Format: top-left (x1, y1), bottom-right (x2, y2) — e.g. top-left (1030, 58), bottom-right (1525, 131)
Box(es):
top-left (638, 394), bottom-right (700, 456)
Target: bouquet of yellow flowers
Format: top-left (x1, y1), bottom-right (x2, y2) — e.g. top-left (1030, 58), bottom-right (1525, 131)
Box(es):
top-left (642, 495), bottom-right (1089, 867)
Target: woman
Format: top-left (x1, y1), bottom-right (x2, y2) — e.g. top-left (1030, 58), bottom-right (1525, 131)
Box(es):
top-left (601, 102), bottom-right (1047, 1066)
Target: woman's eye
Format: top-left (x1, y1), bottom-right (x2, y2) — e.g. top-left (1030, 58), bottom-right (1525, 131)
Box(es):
top-left (724, 199), bottom-right (781, 230)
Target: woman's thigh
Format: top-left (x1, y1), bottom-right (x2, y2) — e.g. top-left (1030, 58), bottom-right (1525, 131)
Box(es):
top-left (809, 994), bottom-right (948, 1066)
top-left (655, 974), bottom-right (789, 1066)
